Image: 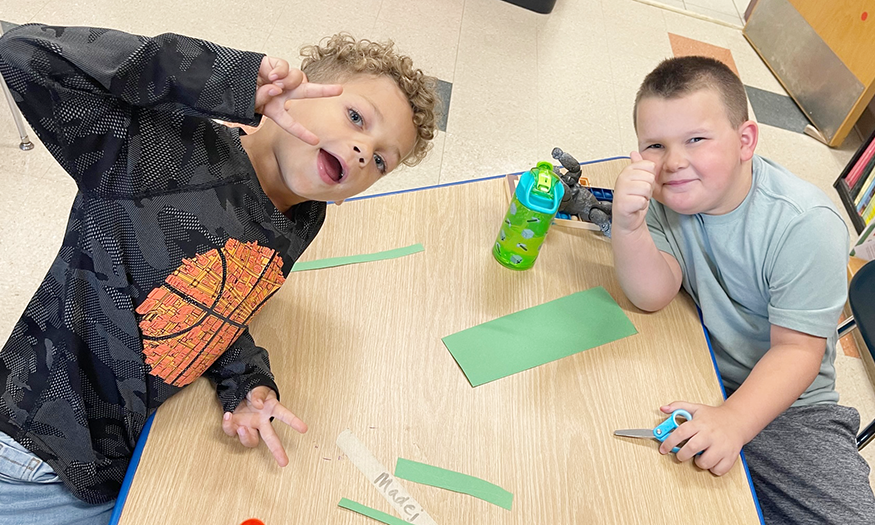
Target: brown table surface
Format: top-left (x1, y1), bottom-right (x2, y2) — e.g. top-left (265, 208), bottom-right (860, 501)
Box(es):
top-left (118, 158), bottom-right (761, 524)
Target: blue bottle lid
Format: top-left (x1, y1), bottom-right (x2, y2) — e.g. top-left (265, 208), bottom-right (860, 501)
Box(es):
top-left (516, 161), bottom-right (565, 214)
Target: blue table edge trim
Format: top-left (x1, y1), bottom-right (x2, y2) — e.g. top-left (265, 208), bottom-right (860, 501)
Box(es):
top-left (697, 306), bottom-right (766, 525)
top-left (341, 156), bottom-right (631, 203)
top-left (109, 412), bottom-right (154, 524)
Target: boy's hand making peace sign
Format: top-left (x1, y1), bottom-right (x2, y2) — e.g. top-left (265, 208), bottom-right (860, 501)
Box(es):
top-left (222, 385), bottom-right (308, 467)
top-left (255, 56), bottom-right (343, 146)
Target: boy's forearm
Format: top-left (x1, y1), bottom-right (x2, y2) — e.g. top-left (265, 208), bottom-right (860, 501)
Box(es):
top-left (722, 342), bottom-right (824, 443)
top-left (1, 24), bottom-right (263, 123)
top-left (612, 226), bottom-right (680, 311)
top-left (205, 330), bottom-right (278, 413)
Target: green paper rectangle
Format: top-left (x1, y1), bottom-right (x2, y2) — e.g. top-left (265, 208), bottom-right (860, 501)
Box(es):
top-left (291, 243), bottom-right (424, 272)
top-left (394, 458), bottom-right (513, 510)
top-left (338, 498), bottom-right (409, 525)
top-left (442, 286), bottom-right (637, 386)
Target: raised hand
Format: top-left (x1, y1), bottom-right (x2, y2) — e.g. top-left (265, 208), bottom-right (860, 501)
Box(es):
top-left (254, 56), bottom-right (343, 145)
top-left (613, 151), bottom-right (657, 235)
top-left (222, 385), bottom-right (308, 467)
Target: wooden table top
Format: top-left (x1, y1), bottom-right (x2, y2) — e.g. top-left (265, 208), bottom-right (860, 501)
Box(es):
top-left (118, 158), bottom-right (761, 525)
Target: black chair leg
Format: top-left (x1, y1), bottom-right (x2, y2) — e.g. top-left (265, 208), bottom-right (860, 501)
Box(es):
top-left (858, 419), bottom-right (875, 450)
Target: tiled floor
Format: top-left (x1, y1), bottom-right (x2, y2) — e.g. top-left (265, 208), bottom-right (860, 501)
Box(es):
top-left (2, 0), bottom-right (875, 486)
top-left (644, 0), bottom-right (749, 26)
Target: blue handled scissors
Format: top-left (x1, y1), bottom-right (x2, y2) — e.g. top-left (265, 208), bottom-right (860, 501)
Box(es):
top-left (614, 409), bottom-right (692, 454)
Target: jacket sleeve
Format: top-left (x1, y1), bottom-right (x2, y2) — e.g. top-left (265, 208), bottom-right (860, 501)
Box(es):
top-left (0, 23), bottom-right (263, 190)
top-left (203, 329), bottom-right (280, 413)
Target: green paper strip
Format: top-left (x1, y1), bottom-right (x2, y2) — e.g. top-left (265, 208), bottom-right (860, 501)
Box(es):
top-left (394, 458), bottom-right (513, 510)
top-left (338, 498), bottom-right (409, 525)
top-left (291, 244), bottom-right (424, 272)
top-left (442, 286), bottom-right (637, 387)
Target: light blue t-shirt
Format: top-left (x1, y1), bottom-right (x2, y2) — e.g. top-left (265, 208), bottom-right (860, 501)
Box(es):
top-left (646, 155), bottom-right (850, 406)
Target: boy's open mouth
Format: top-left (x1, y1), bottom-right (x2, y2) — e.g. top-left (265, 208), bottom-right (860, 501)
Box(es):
top-left (318, 149), bottom-right (345, 183)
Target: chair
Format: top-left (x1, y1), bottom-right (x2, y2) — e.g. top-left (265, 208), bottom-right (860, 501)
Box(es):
top-left (1, 21), bottom-right (35, 151)
top-left (838, 259), bottom-right (875, 449)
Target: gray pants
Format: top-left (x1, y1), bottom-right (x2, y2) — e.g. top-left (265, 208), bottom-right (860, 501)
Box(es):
top-left (743, 404), bottom-right (875, 524)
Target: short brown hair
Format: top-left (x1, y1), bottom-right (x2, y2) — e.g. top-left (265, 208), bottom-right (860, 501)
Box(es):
top-left (634, 56), bottom-right (748, 130)
top-left (300, 33), bottom-right (439, 167)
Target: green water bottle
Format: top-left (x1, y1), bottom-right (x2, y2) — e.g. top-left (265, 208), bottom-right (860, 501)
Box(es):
top-left (493, 161), bottom-right (565, 270)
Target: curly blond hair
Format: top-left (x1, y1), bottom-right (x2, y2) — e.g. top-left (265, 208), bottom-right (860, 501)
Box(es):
top-left (300, 33), bottom-right (439, 167)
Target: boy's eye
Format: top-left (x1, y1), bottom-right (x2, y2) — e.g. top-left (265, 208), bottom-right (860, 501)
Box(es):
top-left (348, 108), bottom-right (363, 126)
top-left (645, 143), bottom-right (662, 150)
top-left (689, 137), bottom-right (704, 143)
top-left (374, 154), bottom-right (386, 174)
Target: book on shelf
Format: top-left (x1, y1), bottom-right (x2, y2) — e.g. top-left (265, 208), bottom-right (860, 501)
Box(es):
top-left (852, 154), bottom-right (875, 201)
top-left (862, 195), bottom-right (875, 223)
top-left (834, 129), bottom-right (875, 234)
top-left (851, 220), bottom-right (875, 261)
top-left (864, 199), bottom-right (875, 223)
top-left (846, 137), bottom-right (875, 188)
top-left (855, 161), bottom-right (875, 208)
top-left (857, 175), bottom-right (875, 213)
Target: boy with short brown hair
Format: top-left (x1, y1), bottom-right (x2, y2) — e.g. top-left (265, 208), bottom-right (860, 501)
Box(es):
top-left (613, 55), bottom-right (875, 523)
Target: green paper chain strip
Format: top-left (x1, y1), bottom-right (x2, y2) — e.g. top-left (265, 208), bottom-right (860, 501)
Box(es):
top-left (394, 458), bottom-right (513, 510)
top-left (291, 243), bottom-right (424, 272)
top-left (338, 498), bottom-right (410, 525)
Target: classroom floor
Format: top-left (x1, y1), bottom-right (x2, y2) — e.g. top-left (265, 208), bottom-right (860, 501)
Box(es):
top-left (647, 0), bottom-right (749, 26)
top-left (2, 0), bottom-right (875, 487)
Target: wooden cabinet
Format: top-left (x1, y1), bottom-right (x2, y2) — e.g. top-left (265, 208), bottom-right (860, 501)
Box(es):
top-left (744, 0), bottom-right (875, 147)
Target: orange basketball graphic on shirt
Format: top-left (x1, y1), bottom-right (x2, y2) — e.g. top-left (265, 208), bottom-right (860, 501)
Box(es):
top-left (136, 239), bottom-right (285, 387)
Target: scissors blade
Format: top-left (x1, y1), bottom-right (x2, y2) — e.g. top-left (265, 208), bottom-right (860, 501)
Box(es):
top-left (613, 429), bottom-right (654, 439)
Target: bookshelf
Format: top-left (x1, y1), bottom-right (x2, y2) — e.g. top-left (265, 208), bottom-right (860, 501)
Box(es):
top-left (834, 127), bottom-right (875, 235)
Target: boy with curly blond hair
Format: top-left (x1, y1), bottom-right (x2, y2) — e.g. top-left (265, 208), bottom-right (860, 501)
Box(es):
top-left (0, 23), bottom-right (437, 524)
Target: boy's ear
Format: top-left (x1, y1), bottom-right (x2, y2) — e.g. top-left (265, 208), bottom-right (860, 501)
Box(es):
top-left (738, 120), bottom-right (758, 162)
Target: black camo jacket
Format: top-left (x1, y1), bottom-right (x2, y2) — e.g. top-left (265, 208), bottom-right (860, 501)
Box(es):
top-left (0, 24), bottom-right (325, 504)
